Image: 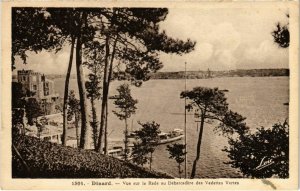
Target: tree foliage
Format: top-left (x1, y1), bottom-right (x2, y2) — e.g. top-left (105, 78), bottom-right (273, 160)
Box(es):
top-left (12, 82), bottom-right (26, 109)
top-left (272, 23), bottom-right (289, 48)
top-left (67, 90), bottom-right (81, 147)
top-left (86, 77), bottom-right (101, 149)
top-left (271, 14), bottom-right (289, 48)
top-left (85, 47), bottom-right (102, 149)
top-left (215, 110), bottom-right (249, 137)
top-left (166, 143), bottom-right (187, 178)
top-left (112, 84), bottom-right (137, 160)
top-left (85, 74), bottom-right (102, 101)
top-left (103, 8), bottom-right (196, 84)
top-left (224, 121), bottom-right (289, 178)
top-left (67, 91), bottom-right (80, 121)
top-left (131, 121), bottom-right (160, 169)
top-left (95, 8), bottom-right (196, 153)
top-left (112, 84), bottom-right (138, 120)
top-left (12, 8), bottom-right (94, 148)
top-left (12, 8), bottom-right (65, 70)
top-left (25, 98), bottom-right (43, 126)
top-left (130, 143), bottom-right (151, 167)
top-left (181, 87), bottom-right (248, 178)
top-left (12, 8), bottom-right (196, 151)
top-left (84, 47), bottom-right (103, 102)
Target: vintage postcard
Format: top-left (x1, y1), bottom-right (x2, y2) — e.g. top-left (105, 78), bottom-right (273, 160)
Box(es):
top-left (0, 0), bottom-right (299, 190)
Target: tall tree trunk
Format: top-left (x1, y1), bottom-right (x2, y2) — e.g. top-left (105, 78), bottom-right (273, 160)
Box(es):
top-left (124, 117), bottom-right (128, 161)
top-left (103, 36), bottom-right (118, 154)
top-left (91, 97), bottom-right (98, 149)
top-left (76, 12), bottom-right (89, 149)
top-left (150, 152), bottom-right (152, 170)
top-left (97, 37), bottom-right (110, 153)
top-left (178, 163), bottom-right (181, 178)
top-left (104, 101), bottom-right (108, 154)
top-left (190, 114), bottom-right (205, 179)
top-left (75, 114), bottom-right (79, 147)
top-left (62, 36), bottom-right (75, 146)
top-left (97, 8), bottom-right (118, 152)
top-left (97, 34), bottom-right (118, 153)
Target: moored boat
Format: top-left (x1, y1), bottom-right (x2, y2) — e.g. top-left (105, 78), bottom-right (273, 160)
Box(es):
top-left (127, 128), bottom-right (184, 146)
top-left (108, 146), bottom-right (133, 161)
top-left (108, 146), bottom-right (124, 158)
top-left (157, 128), bottom-right (184, 144)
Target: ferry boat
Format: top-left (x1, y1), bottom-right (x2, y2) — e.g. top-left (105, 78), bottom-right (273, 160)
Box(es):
top-left (157, 128), bottom-right (184, 144)
top-left (127, 128), bottom-right (184, 146)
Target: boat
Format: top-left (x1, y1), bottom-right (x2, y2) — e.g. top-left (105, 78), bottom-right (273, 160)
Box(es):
top-left (108, 146), bottom-right (124, 158)
top-left (127, 128), bottom-right (184, 146)
top-left (157, 128), bottom-right (184, 144)
top-left (108, 146), bottom-right (133, 161)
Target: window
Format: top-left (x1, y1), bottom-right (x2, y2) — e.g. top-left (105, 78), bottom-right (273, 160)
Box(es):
top-left (23, 76), bottom-right (26, 81)
top-left (33, 85), bottom-right (37, 90)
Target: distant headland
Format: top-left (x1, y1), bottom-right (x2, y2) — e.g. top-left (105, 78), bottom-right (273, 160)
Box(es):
top-left (149, 68), bottom-right (289, 79)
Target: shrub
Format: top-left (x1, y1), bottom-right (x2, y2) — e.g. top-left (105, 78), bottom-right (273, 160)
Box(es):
top-left (223, 121), bottom-right (289, 178)
top-left (12, 135), bottom-right (172, 178)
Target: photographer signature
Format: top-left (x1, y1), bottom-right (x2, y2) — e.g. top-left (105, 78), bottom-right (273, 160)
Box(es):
top-left (254, 156), bottom-right (275, 171)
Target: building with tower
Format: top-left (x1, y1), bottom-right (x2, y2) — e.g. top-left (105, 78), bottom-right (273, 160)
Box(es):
top-left (17, 69), bottom-right (60, 115)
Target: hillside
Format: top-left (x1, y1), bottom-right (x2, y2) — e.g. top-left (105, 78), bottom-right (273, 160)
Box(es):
top-left (12, 135), bottom-right (173, 178)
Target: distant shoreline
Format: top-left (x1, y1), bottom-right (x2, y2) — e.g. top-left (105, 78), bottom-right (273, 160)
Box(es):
top-left (149, 68), bottom-right (289, 79)
top-left (12, 68), bottom-right (289, 80)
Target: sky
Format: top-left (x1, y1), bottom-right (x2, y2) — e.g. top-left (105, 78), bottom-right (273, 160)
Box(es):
top-left (14, 7), bottom-right (289, 74)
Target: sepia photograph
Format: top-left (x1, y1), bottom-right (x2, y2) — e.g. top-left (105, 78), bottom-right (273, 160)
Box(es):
top-left (1, 1), bottom-right (299, 190)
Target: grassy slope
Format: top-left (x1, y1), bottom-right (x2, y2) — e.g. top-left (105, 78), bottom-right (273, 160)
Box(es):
top-left (12, 135), bottom-right (172, 178)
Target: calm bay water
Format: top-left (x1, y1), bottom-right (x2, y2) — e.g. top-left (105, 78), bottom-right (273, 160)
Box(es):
top-left (54, 77), bottom-right (289, 178)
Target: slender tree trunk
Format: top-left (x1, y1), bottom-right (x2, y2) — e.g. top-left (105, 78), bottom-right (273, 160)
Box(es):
top-left (96, 8), bottom-right (118, 153)
top-left (91, 97), bottom-right (98, 149)
top-left (190, 114), bottom-right (205, 179)
top-left (178, 164), bottom-right (181, 178)
top-left (97, 37), bottom-right (110, 153)
top-left (124, 117), bottom-right (128, 161)
top-left (12, 144), bottom-right (30, 175)
top-left (90, 50), bottom-right (99, 150)
top-left (97, 34), bottom-right (118, 153)
top-left (76, 12), bottom-right (89, 149)
top-left (62, 36), bottom-right (75, 146)
top-left (104, 101), bottom-right (108, 154)
top-left (103, 36), bottom-right (118, 154)
top-left (75, 114), bottom-right (79, 147)
top-left (150, 152), bottom-right (153, 171)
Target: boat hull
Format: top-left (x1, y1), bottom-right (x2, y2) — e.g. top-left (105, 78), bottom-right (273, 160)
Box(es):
top-left (158, 135), bottom-right (184, 145)
top-left (128, 135), bottom-right (184, 147)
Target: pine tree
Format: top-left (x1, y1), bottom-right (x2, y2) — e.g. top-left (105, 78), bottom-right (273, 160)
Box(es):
top-left (181, 87), bottom-right (248, 178)
top-left (131, 121), bottom-right (160, 170)
top-left (166, 143), bottom-right (187, 178)
top-left (67, 90), bottom-right (81, 147)
top-left (112, 84), bottom-right (137, 160)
